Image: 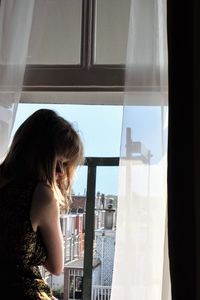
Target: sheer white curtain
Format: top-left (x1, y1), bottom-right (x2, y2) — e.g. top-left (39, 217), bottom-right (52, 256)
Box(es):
top-left (111, 0), bottom-right (170, 299)
top-left (0, 0), bottom-right (35, 160)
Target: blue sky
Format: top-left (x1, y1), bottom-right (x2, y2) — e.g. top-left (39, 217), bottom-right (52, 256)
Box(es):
top-left (12, 103), bottom-right (123, 195)
top-left (12, 103), bottom-right (166, 196)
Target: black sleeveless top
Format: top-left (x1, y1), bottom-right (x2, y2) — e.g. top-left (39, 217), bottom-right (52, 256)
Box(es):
top-left (0, 180), bottom-right (53, 299)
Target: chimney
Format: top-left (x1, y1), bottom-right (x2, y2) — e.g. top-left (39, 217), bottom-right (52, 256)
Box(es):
top-left (104, 203), bottom-right (115, 230)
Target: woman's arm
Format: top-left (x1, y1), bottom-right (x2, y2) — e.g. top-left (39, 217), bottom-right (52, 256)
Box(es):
top-left (30, 183), bottom-right (64, 276)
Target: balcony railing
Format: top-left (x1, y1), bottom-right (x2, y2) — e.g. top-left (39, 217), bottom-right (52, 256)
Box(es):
top-left (64, 234), bottom-right (84, 263)
top-left (92, 285), bottom-right (111, 300)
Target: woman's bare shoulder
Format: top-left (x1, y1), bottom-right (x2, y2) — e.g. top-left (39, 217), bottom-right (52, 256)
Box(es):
top-left (30, 182), bottom-right (58, 231)
top-left (33, 181), bottom-right (55, 205)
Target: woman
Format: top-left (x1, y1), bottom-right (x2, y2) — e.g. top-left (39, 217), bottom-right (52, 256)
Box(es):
top-left (0, 109), bottom-right (84, 299)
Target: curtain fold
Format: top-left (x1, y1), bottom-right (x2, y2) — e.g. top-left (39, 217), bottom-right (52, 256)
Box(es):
top-left (111, 0), bottom-right (170, 299)
top-left (0, 0), bottom-right (35, 160)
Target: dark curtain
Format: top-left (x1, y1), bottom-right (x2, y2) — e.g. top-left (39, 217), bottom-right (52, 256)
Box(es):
top-left (167, 1), bottom-right (200, 299)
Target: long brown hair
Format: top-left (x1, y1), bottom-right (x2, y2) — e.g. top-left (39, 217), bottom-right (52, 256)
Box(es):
top-left (0, 109), bottom-right (84, 209)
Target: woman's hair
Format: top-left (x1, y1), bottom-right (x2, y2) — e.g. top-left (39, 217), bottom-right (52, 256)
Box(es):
top-left (0, 109), bottom-right (84, 209)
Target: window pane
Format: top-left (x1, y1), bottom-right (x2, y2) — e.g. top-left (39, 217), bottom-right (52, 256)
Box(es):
top-left (94, 0), bottom-right (131, 64)
top-left (27, 0), bottom-right (82, 65)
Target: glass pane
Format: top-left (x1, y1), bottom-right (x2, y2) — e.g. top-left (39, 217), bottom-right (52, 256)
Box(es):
top-left (27, 0), bottom-right (82, 64)
top-left (94, 0), bottom-right (131, 64)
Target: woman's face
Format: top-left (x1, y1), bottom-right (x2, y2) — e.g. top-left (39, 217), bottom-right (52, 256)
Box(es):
top-left (55, 156), bottom-right (69, 179)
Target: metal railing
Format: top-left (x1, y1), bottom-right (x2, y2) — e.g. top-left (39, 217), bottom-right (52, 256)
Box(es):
top-left (83, 157), bottom-right (119, 300)
top-left (92, 285), bottom-right (111, 300)
top-left (64, 234), bottom-right (84, 263)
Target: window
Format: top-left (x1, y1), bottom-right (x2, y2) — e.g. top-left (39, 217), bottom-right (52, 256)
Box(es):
top-left (12, 1), bottom-right (132, 299)
top-left (23, 0), bottom-right (131, 93)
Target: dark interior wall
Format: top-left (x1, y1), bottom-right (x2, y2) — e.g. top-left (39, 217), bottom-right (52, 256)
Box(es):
top-left (167, 1), bottom-right (200, 299)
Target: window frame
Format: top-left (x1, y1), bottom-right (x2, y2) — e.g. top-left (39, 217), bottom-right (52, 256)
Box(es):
top-left (23, 0), bottom-right (126, 92)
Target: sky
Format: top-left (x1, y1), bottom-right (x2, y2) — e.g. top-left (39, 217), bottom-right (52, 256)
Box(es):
top-left (12, 103), bottom-right (123, 196)
top-left (12, 103), bottom-right (167, 197)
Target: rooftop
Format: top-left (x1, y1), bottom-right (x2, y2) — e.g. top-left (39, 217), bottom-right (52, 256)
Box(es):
top-left (64, 257), bottom-right (101, 269)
